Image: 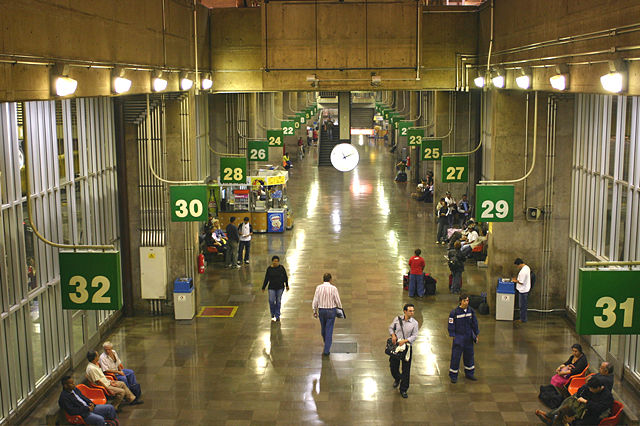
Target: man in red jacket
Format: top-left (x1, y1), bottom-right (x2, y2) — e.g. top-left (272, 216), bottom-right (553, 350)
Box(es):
top-left (408, 249), bottom-right (426, 297)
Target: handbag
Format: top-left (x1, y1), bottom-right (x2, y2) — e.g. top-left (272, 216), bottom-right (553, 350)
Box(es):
top-left (336, 307), bottom-right (346, 319)
top-left (385, 316), bottom-right (407, 360)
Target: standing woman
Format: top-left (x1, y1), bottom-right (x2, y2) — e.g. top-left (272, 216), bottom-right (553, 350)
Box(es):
top-left (262, 256), bottom-right (289, 322)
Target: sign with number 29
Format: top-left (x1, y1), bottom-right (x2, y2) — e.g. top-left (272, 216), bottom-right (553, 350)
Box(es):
top-left (475, 185), bottom-right (514, 222)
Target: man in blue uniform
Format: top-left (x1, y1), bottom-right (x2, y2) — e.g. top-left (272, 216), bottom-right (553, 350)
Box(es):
top-left (448, 294), bottom-right (479, 383)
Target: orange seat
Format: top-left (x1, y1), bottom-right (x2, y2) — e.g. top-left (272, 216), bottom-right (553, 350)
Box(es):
top-left (64, 411), bottom-right (86, 425)
top-left (599, 400), bottom-right (624, 426)
top-left (76, 384), bottom-right (107, 405)
top-left (567, 370), bottom-right (593, 395)
top-left (86, 378), bottom-right (113, 397)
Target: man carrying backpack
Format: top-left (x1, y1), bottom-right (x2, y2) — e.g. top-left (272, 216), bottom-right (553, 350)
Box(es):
top-left (448, 241), bottom-right (465, 294)
top-left (511, 258), bottom-right (531, 323)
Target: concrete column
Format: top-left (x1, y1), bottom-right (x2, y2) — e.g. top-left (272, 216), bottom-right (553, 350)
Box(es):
top-left (485, 91), bottom-right (573, 310)
top-left (338, 91), bottom-right (351, 141)
top-left (164, 97), bottom-right (201, 311)
top-left (432, 91), bottom-right (450, 202)
top-left (122, 122), bottom-right (145, 314)
top-left (209, 93), bottom-right (228, 178)
top-left (409, 91), bottom-right (420, 182)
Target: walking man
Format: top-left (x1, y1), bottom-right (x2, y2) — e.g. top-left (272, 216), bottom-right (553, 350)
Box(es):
top-left (312, 273), bottom-right (343, 356)
top-left (512, 258), bottom-right (531, 323)
top-left (448, 241), bottom-right (465, 294)
top-left (237, 216), bottom-right (253, 265)
top-left (388, 304), bottom-right (419, 398)
top-left (225, 217), bottom-right (240, 268)
top-left (448, 294), bottom-right (479, 383)
top-left (262, 255), bottom-right (289, 321)
top-left (408, 249), bottom-right (425, 297)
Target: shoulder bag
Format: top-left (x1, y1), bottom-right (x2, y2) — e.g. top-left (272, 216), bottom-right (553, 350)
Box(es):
top-left (385, 316), bottom-right (406, 360)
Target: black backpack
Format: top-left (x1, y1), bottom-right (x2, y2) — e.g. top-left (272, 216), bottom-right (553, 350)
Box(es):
top-left (530, 269), bottom-right (536, 292)
top-left (538, 384), bottom-right (563, 409)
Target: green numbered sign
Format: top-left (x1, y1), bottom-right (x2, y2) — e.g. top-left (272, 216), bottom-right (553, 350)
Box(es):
top-left (267, 129), bottom-right (283, 146)
top-left (290, 117), bottom-right (301, 129)
top-left (281, 121), bottom-right (295, 135)
top-left (407, 128), bottom-right (424, 146)
top-left (577, 269), bottom-right (640, 334)
top-left (248, 140), bottom-right (269, 162)
top-left (220, 157), bottom-right (247, 183)
top-left (384, 111), bottom-right (390, 119)
top-left (441, 156), bottom-right (468, 182)
top-left (421, 139), bottom-right (442, 160)
top-left (398, 121), bottom-right (412, 137)
top-left (475, 184), bottom-right (514, 222)
top-left (170, 185), bottom-right (208, 222)
top-left (305, 110), bottom-right (311, 119)
top-left (60, 252), bottom-right (122, 310)
top-left (298, 114), bottom-right (305, 124)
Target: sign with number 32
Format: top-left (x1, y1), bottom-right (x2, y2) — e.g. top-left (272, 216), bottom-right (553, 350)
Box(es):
top-left (60, 252), bottom-right (122, 310)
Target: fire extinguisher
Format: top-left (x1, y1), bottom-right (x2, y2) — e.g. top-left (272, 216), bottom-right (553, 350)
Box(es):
top-left (198, 253), bottom-right (205, 274)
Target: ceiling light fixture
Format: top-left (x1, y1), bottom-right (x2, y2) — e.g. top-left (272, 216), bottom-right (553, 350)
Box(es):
top-left (111, 67), bottom-right (132, 94)
top-left (473, 74), bottom-right (485, 88)
top-left (201, 73), bottom-right (213, 90)
top-left (549, 64), bottom-right (569, 91)
top-left (180, 72), bottom-right (193, 91)
top-left (151, 70), bottom-right (168, 92)
top-left (515, 67), bottom-right (532, 90)
top-left (491, 69), bottom-right (505, 88)
top-left (600, 59), bottom-right (626, 93)
top-left (51, 64), bottom-right (78, 97)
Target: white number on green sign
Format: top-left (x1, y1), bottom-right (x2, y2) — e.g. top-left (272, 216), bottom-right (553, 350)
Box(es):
top-left (249, 148), bottom-right (266, 160)
top-left (175, 199), bottom-right (203, 218)
top-left (480, 200), bottom-right (509, 219)
top-left (268, 136), bottom-right (281, 145)
top-left (423, 147), bottom-right (440, 159)
top-left (401, 127), bottom-right (408, 136)
top-left (446, 166), bottom-right (464, 180)
top-left (69, 276), bottom-right (111, 304)
top-left (223, 167), bottom-right (244, 181)
top-left (283, 126), bottom-right (294, 135)
top-left (410, 135), bottom-right (422, 145)
top-left (594, 297), bottom-right (634, 328)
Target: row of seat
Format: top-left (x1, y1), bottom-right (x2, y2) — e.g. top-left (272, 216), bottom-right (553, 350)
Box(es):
top-left (64, 372), bottom-right (122, 425)
top-left (564, 364), bottom-right (624, 425)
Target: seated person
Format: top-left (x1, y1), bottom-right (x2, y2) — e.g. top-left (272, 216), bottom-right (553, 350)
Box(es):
top-left (86, 351), bottom-right (137, 410)
top-left (551, 406), bottom-right (576, 426)
top-left (58, 375), bottom-right (118, 425)
top-left (551, 343), bottom-right (588, 387)
top-left (460, 222), bottom-right (479, 256)
top-left (411, 179), bottom-right (428, 200)
top-left (537, 376), bottom-right (613, 425)
top-left (206, 220), bottom-right (228, 253)
top-left (99, 341), bottom-right (142, 400)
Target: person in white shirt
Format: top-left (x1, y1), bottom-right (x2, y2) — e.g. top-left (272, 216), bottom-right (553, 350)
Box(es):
top-left (312, 273), bottom-right (343, 356)
top-left (86, 351), bottom-right (136, 410)
top-left (237, 216), bottom-right (253, 265)
top-left (512, 258), bottom-right (531, 323)
top-left (444, 191), bottom-right (456, 228)
top-left (99, 341), bottom-right (142, 400)
top-left (460, 222), bottom-right (479, 257)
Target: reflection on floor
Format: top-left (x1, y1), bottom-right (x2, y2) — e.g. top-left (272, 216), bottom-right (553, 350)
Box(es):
top-left (24, 137), bottom-right (623, 425)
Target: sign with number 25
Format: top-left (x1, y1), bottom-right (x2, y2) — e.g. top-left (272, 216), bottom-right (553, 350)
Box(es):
top-left (475, 185), bottom-right (514, 222)
top-left (60, 252), bottom-right (122, 310)
top-left (577, 269), bottom-right (640, 335)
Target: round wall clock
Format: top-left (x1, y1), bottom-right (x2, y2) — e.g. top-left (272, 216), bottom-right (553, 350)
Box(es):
top-left (330, 143), bottom-right (359, 172)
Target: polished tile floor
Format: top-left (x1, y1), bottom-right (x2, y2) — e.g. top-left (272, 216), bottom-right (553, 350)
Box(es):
top-left (25, 137), bottom-right (617, 425)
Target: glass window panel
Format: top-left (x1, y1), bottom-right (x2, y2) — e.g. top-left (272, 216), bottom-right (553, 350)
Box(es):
top-left (74, 184), bottom-right (84, 245)
top-left (22, 203), bottom-right (37, 292)
top-left (71, 312), bottom-right (85, 354)
top-left (618, 188), bottom-right (627, 261)
top-left (87, 311), bottom-right (97, 338)
top-left (60, 187), bottom-right (70, 244)
top-left (7, 313), bottom-right (25, 404)
top-left (608, 96), bottom-right (617, 176)
top-left (28, 298), bottom-right (45, 383)
top-left (604, 180), bottom-right (613, 257)
top-left (55, 101), bottom-right (66, 183)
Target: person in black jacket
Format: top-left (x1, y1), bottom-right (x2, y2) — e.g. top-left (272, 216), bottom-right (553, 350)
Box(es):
top-left (262, 255), bottom-right (289, 321)
top-left (574, 376), bottom-right (614, 425)
top-left (447, 241), bottom-right (465, 294)
top-left (58, 375), bottom-right (117, 425)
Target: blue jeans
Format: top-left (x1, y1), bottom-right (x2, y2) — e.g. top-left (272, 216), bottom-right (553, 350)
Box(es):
top-left (116, 368), bottom-right (141, 398)
top-left (84, 404), bottom-right (117, 425)
top-left (238, 240), bottom-right (251, 262)
top-left (518, 291), bottom-right (528, 322)
top-left (408, 274), bottom-right (424, 297)
top-left (268, 288), bottom-right (284, 319)
top-left (318, 308), bottom-right (336, 354)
